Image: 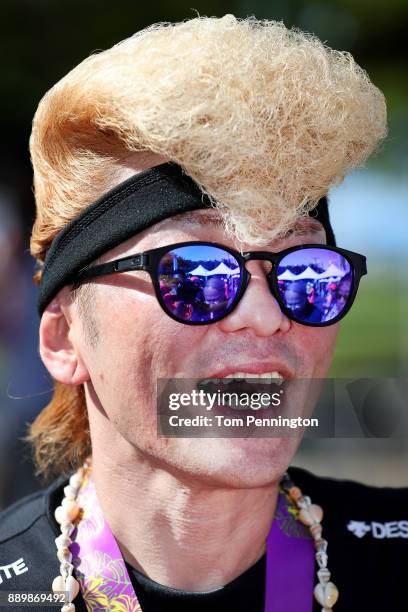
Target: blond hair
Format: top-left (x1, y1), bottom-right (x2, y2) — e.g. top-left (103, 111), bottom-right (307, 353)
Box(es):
top-left (28, 14), bottom-right (387, 479)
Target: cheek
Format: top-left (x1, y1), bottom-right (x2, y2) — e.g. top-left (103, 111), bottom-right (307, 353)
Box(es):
top-left (84, 286), bottom-right (206, 414)
top-left (84, 287), bottom-right (211, 453)
top-left (294, 324), bottom-right (339, 377)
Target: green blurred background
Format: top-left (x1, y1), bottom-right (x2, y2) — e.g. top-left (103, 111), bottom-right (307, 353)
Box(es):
top-left (0, 0), bottom-right (406, 506)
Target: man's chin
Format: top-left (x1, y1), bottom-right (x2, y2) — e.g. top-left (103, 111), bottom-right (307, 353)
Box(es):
top-left (159, 436), bottom-right (299, 488)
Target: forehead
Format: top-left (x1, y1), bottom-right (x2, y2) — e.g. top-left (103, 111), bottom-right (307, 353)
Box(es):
top-left (164, 208), bottom-right (323, 232)
top-left (99, 207), bottom-right (326, 263)
top-left (146, 208), bottom-right (325, 238)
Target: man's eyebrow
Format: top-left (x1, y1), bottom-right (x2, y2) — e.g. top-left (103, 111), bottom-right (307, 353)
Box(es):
top-left (287, 218), bottom-right (325, 235)
top-left (177, 212), bottom-right (324, 232)
top-left (171, 210), bottom-right (224, 226)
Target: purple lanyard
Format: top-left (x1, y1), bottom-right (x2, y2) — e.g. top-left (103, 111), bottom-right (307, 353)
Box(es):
top-left (70, 473), bottom-right (314, 611)
top-left (265, 493), bottom-right (315, 611)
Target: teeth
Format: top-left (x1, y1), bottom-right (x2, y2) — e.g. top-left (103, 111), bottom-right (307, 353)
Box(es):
top-left (223, 371), bottom-right (284, 384)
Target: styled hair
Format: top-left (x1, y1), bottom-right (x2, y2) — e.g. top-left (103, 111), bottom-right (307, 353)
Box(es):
top-left (28, 14), bottom-right (387, 479)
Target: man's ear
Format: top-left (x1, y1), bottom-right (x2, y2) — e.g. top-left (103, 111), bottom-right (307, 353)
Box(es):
top-left (39, 292), bottom-right (90, 385)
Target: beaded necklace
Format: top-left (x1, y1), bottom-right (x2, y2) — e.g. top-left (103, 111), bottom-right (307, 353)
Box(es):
top-left (52, 460), bottom-right (339, 611)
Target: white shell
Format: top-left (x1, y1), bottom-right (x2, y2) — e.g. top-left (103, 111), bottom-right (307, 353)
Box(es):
top-left (310, 524), bottom-right (323, 539)
top-left (316, 550), bottom-right (328, 568)
top-left (298, 504), bottom-right (323, 526)
top-left (63, 485), bottom-right (76, 500)
top-left (314, 581), bottom-right (339, 607)
top-left (54, 505), bottom-right (67, 525)
top-left (57, 547), bottom-right (73, 563)
top-left (60, 562), bottom-right (73, 578)
top-left (69, 473), bottom-right (82, 489)
top-left (66, 575), bottom-right (80, 602)
top-left (297, 495), bottom-right (312, 509)
top-left (317, 567), bottom-right (331, 583)
top-left (61, 500), bottom-right (79, 521)
top-left (62, 604), bottom-right (75, 612)
top-left (315, 538), bottom-right (328, 552)
top-left (52, 575), bottom-right (65, 593)
top-left (55, 534), bottom-right (72, 549)
top-left (61, 521), bottom-right (75, 537)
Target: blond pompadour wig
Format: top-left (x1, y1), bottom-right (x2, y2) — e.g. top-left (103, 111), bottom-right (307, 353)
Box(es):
top-left (28, 14), bottom-right (387, 478)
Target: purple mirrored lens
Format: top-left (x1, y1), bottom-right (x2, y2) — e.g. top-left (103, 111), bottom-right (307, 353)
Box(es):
top-left (277, 248), bottom-right (353, 324)
top-left (158, 245), bottom-right (242, 322)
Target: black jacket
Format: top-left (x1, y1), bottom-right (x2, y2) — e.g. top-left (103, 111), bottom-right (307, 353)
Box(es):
top-left (0, 466), bottom-right (407, 611)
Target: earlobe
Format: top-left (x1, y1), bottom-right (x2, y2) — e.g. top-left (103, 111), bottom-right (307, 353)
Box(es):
top-left (39, 297), bottom-right (90, 385)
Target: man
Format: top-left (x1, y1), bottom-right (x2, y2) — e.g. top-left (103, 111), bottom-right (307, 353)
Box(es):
top-left (0, 14), bottom-right (405, 612)
top-left (284, 281), bottom-right (322, 323)
top-left (192, 276), bottom-right (233, 321)
top-left (323, 274), bottom-right (353, 322)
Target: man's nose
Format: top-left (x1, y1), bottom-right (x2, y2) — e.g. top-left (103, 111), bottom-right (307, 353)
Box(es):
top-left (217, 260), bottom-right (291, 337)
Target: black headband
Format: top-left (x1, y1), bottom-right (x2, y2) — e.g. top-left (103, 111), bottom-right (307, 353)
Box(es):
top-left (37, 162), bottom-right (335, 315)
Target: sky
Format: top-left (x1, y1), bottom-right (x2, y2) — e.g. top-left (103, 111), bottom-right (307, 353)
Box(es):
top-left (329, 170), bottom-right (408, 265)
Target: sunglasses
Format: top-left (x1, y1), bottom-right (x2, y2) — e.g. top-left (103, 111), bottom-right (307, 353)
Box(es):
top-left (73, 241), bottom-right (367, 327)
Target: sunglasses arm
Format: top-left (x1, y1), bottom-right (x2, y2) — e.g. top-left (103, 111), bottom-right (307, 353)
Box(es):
top-left (73, 253), bottom-right (148, 283)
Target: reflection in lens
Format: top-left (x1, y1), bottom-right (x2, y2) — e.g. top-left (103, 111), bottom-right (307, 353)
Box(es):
top-left (277, 248), bottom-right (353, 324)
top-left (158, 244), bottom-right (242, 322)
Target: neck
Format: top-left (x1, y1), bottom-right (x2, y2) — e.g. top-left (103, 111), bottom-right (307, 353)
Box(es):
top-left (90, 445), bottom-right (279, 592)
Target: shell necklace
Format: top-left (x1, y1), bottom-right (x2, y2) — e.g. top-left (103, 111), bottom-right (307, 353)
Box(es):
top-left (52, 460), bottom-right (339, 611)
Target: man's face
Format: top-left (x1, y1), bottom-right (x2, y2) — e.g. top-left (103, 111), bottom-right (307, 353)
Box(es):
top-left (203, 279), bottom-right (227, 312)
top-left (65, 210), bottom-right (338, 488)
top-left (284, 282), bottom-right (308, 312)
top-left (337, 277), bottom-right (352, 309)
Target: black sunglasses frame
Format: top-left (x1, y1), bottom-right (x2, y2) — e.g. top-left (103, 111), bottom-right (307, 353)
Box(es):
top-left (73, 241), bottom-right (367, 327)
